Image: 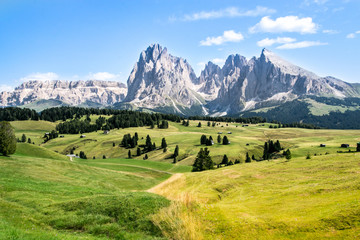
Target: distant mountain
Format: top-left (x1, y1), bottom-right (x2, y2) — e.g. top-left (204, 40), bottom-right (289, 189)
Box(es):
top-left (207, 49), bottom-right (358, 115)
top-left (1, 44), bottom-right (359, 119)
top-left (0, 80), bottom-right (127, 108)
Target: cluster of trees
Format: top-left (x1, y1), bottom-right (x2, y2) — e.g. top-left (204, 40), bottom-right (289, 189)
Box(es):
top-left (18, 133), bottom-right (33, 144)
top-left (121, 133), bottom-right (138, 148)
top-left (43, 130), bottom-right (58, 143)
top-left (56, 119), bottom-right (98, 134)
top-left (283, 149), bottom-right (292, 160)
top-left (192, 148), bottom-right (214, 172)
top-left (263, 140), bottom-right (282, 160)
top-left (200, 135), bottom-right (214, 146)
top-left (188, 115), bottom-right (266, 124)
top-left (158, 120), bottom-right (169, 129)
top-left (182, 119), bottom-right (190, 126)
top-left (0, 108), bottom-right (39, 121)
top-left (41, 107), bottom-right (182, 123)
top-left (79, 151), bottom-right (87, 159)
top-left (0, 121), bottom-right (17, 156)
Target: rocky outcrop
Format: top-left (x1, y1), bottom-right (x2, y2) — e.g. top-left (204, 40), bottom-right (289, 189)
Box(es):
top-left (0, 80), bottom-right (127, 107)
top-left (123, 44), bottom-right (207, 115)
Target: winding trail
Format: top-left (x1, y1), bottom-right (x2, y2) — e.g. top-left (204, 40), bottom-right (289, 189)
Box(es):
top-left (147, 173), bottom-right (183, 193)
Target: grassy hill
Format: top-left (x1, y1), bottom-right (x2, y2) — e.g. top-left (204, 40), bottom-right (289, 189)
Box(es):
top-left (3, 119), bottom-right (360, 239)
top-left (0, 143), bottom-right (190, 239)
top-left (150, 153), bottom-right (360, 239)
top-left (38, 120), bottom-right (360, 165)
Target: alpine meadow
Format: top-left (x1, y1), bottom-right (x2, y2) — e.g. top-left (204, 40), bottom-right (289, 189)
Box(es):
top-left (1, 0), bottom-right (360, 239)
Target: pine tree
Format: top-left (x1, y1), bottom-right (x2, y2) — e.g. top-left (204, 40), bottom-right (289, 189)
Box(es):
top-left (21, 133), bottom-right (26, 143)
top-left (245, 152), bottom-right (251, 163)
top-left (217, 135), bottom-right (222, 143)
top-left (128, 150), bottom-right (132, 159)
top-left (221, 154), bottom-right (229, 165)
top-left (197, 122), bottom-right (201, 127)
top-left (306, 152), bottom-right (311, 159)
top-left (146, 135), bottom-right (153, 151)
top-left (285, 149), bottom-right (292, 160)
top-left (222, 136), bottom-right (229, 145)
top-left (263, 142), bottom-right (269, 160)
top-left (137, 147), bottom-right (141, 156)
top-left (186, 120), bottom-right (190, 126)
top-left (173, 145), bottom-right (179, 158)
top-left (200, 135), bottom-right (207, 145)
top-left (0, 121), bottom-right (16, 156)
top-left (161, 138), bottom-right (167, 149)
top-left (207, 121), bottom-right (211, 127)
top-left (275, 140), bottom-right (281, 151)
top-left (192, 148), bottom-right (214, 172)
top-left (173, 157), bottom-right (177, 164)
top-left (27, 138), bottom-right (31, 144)
top-left (252, 154), bottom-right (256, 160)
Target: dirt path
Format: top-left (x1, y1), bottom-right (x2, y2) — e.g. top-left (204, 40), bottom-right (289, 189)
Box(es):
top-left (147, 173), bottom-right (183, 193)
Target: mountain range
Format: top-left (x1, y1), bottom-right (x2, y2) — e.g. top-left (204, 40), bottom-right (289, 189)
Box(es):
top-left (1, 43), bottom-right (359, 118)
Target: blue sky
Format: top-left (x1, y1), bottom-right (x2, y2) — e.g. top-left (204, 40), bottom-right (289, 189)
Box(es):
top-left (0, 0), bottom-right (359, 91)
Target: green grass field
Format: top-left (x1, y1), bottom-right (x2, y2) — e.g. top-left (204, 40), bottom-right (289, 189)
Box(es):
top-left (2, 119), bottom-right (360, 239)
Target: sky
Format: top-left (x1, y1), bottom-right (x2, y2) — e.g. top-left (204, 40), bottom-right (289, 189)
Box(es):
top-left (0, 0), bottom-right (359, 92)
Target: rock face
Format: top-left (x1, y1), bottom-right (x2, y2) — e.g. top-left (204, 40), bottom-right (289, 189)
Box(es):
top-left (207, 49), bottom-right (358, 115)
top-left (0, 80), bottom-right (127, 107)
top-left (123, 44), bottom-right (207, 115)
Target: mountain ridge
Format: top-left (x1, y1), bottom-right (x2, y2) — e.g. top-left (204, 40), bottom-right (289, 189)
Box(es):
top-left (1, 44), bottom-right (359, 116)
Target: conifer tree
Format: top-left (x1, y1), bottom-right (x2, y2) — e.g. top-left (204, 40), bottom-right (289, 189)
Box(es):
top-left (245, 152), bottom-right (251, 163)
top-left (285, 149), bottom-right (292, 160)
top-left (161, 138), bottom-right (167, 149)
top-left (173, 145), bottom-right (179, 158)
top-left (137, 147), bottom-right (141, 156)
top-left (222, 136), bottom-right (229, 145)
top-left (197, 122), bottom-right (201, 127)
top-left (21, 134), bottom-right (26, 143)
top-left (200, 135), bottom-right (207, 145)
top-left (128, 150), bottom-right (132, 159)
top-left (192, 148), bottom-right (214, 172)
top-left (221, 154), bottom-right (229, 165)
top-left (217, 135), bottom-right (222, 144)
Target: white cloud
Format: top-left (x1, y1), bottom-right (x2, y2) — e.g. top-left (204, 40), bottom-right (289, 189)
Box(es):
top-left (200, 30), bottom-right (244, 46)
top-left (0, 84), bottom-right (14, 92)
top-left (20, 72), bottom-right (59, 82)
top-left (180, 6), bottom-right (276, 21)
top-left (250, 16), bottom-right (318, 34)
top-left (257, 37), bottom-right (296, 47)
top-left (277, 41), bottom-right (328, 49)
top-left (86, 72), bottom-right (122, 81)
top-left (346, 30), bottom-right (360, 39)
top-left (346, 33), bottom-right (356, 39)
top-left (323, 29), bottom-right (339, 34)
